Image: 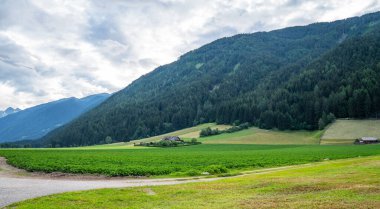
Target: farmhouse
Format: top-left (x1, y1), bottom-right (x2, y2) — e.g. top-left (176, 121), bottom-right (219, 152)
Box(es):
top-left (161, 136), bottom-right (183, 142)
top-left (354, 137), bottom-right (379, 144)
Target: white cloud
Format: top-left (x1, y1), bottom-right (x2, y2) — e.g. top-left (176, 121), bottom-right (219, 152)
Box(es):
top-left (0, 0), bottom-right (379, 109)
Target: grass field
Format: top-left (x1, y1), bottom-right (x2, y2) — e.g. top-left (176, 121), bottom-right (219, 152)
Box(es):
top-left (200, 127), bottom-right (322, 144)
top-left (8, 155), bottom-right (380, 208)
top-left (321, 119), bottom-right (380, 144)
top-left (85, 124), bottom-right (320, 149)
top-left (84, 123), bottom-right (231, 149)
top-left (2, 123), bottom-right (380, 207)
top-left (1, 144), bottom-right (379, 177)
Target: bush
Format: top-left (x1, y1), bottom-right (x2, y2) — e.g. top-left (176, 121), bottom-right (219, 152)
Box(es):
top-left (105, 136), bottom-right (113, 144)
top-left (200, 127), bottom-right (212, 137)
top-left (318, 112), bottom-right (336, 130)
top-left (205, 165), bottom-right (229, 174)
top-left (186, 169), bottom-right (201, 176)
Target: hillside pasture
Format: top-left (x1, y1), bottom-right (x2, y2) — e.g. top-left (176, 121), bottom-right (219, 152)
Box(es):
top-left (321, 119), bottom-right (380, 144)
top-left (200, 127), bottom-right (322, 145)
top-left (84, 123), bottom-right (231, 149)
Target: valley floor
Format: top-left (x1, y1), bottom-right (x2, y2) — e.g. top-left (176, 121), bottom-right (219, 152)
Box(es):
top-left (1, 121), bottom-right (379, 208)
top-left (6, 155), bottom-right (380, 208)
top-left (0, 157), bottom-right (219, 208)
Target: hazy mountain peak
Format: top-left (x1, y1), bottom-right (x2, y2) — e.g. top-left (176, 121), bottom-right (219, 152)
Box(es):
top-left (0, 93), bottom-right (110, 143)
top-left (0, 107), bottom-right (21, 118)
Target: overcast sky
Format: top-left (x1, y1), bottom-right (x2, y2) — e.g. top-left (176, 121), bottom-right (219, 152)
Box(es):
top-left (0, 0), bottom-right (379, 109)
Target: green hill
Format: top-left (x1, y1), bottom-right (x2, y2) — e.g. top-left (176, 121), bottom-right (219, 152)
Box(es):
top-left (84, 123), bottom-right (230, 149)
top-left (42, 12), bottom-right (380, 147)
top-left (85, 125), bottom-right (320, 149)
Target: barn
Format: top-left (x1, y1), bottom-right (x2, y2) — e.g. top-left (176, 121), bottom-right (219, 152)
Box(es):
top-left (161, 136), bottom-right (183, 142)
top-left (354, 137), bottom-right (379, 144)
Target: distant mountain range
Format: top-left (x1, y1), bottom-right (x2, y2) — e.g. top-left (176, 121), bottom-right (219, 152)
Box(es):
top-left (0, 93), bottom-right (110, 143)
top-left (39, 12), bottom-right (380, 147)
top-left (0, 107), bottom-right (21, 118)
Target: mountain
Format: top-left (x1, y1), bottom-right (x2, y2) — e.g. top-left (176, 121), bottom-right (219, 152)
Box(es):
top-left (0, 107), bottom-right (21, 118)
top-left (42, 12), bottom-right (380, 147)
top-left (0, 93), bottom-right (110, 143)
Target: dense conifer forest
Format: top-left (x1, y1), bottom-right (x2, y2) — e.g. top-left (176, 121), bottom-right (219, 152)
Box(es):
top-left (41, 12), bottom-right (380, 147)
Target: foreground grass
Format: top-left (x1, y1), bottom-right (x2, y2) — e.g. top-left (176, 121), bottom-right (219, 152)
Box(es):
top-left (8, 155), bottom-right (380, 209)
top-left (200, 127), bottom-right (322, 144)
top-left (0, 144), bottom-right (379, 177)
top-left (321, 119), bottom-right (380, 144)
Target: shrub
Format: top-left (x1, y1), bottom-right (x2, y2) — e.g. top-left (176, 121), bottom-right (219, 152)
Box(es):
top-left (200, 127), bottom-right (212, 137)
top-left (186, 169), bottom-right (201, 176)
top-left (205, 165), bottom-right (229, 174)
top-left (105, 136), bottom-right (113, 144)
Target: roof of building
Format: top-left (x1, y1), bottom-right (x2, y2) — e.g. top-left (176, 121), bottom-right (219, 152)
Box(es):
top-left (360, 137), bottom-right (378, 141)
top-left (162, 136), bottom-right (181, 141)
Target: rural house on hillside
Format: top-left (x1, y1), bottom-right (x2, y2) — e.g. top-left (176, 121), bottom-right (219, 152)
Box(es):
top-left (161, 136), bottom-right (183, 142)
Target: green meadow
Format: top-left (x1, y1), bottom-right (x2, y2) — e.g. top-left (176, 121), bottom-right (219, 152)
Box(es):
top-left (1, 121), bottom-right (380, 177)
top-left (1, 144), bottom-right (379, 177)
top-left (81, 123), bottom-right (230, 149)
top-left (1, 121), bottom-right (380, 208)
top-left (199, 127), bottom-right (323, 144)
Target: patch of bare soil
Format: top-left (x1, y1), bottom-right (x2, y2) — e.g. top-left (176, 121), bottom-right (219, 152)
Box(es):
top-left (143, 188), bottom-right (157, 195)
top-left (0, 157), bottom-right (26, 177)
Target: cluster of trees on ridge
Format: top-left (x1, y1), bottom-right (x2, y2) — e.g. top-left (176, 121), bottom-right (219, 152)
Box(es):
top-left (135, 138), bottom-right (201, 147)
top-left (37, 12), bottom-right (380, 147)
top-left (200, 122), bottom-right (250, 137)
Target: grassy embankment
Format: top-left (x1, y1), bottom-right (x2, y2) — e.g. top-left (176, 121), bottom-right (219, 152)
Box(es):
top-left (8, 155), bottom-right (380, 208)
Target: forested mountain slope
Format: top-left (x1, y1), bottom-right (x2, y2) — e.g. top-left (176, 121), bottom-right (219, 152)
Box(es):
top-left (42, 12), bottom-right (380, 147)
top-left (0, 93), bottom-right (109, 142)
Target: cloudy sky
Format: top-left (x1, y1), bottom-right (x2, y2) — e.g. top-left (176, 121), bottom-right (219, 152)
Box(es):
top-left (0, 0), bottom-right (379, 109)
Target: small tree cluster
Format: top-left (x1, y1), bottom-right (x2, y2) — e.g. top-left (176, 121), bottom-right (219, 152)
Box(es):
top-left (200, 122), bottom-right (250, 137)
top-left (318, 112), bottom-right (336, 130)
top-left (105, 136), bottom-right (113, 144)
